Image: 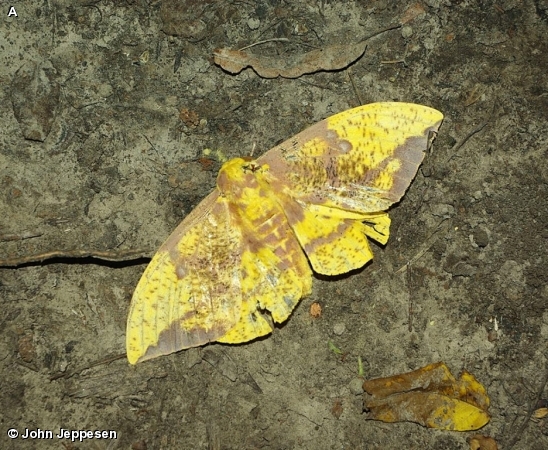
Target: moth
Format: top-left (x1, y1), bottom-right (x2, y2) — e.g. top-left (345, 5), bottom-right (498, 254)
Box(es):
top-left (127, 102), bottom-right (443, 364)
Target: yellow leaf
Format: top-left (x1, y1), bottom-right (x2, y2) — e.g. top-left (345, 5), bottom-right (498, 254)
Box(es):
top-left (532, 407), bottom-right (548, 420)
top-left (363, 362), bottom-right (490, 431)
top-left (126, 103), bottom-right (443, 364)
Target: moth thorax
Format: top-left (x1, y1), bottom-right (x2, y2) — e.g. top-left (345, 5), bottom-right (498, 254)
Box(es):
top-left (217, 157), bottom-right (265, 196)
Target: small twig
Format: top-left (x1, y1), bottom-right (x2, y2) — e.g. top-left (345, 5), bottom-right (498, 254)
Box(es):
top-left (0, 231), bottom-right (43, 242)
top-left (380, 59), bottom-right (406, 65)
top-left (507, 361), bottom-right (548, 449)
top-left (16, 359), bottom-right (40, 373)
top-left (444, 119), bottom-right (489, 165)
top-left (386, 42), bottom-right (409, 81)
top-left (247, 142), bottom-right (257, 158)
top-left (407, 263), bottom-right (413, 332)
top-left (296, 78), bottom-right (334, 91)
top-left (142, 133), bottom-right (158, 154)
top-left (238, 38), bottom-right (289, 51)
top-left (347, 69), bottom-right (363, 106)
top-left (451, 120), bottom-right (489, 153)
top-left (0, 249), bottom-right (151, 268)
top-left (240, 23), bottom-right (400, 53)
top-left (50, 353), bottom-right (126, 381)
top-left (395, 219), bottom-right (451, 274)
top-left (207, 422), bottom-right (221, 450)
top-left (359, 24), bottom-right (402, 43)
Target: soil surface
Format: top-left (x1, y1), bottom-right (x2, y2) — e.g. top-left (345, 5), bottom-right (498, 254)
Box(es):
top-left (1, 1), bottom-right (547, 449)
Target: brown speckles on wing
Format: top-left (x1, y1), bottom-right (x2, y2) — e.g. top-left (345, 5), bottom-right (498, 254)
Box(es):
top-left (258, 102), bottom-right (443, 275)
top-left (126, 103), bottom-right (444, 363)
top-left (259, 102), bottom-right (443, 212)
top-left (216, 161), bottom-right (313, 343)
top-left (126, 192), bottom-right (243, 364)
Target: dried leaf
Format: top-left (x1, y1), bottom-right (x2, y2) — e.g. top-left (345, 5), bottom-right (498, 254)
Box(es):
top-left (309, 302), bottom-right (322, 318)
top-left (468, 435), bottom-right (498, 450)
top-left (532, 407), bottom-right (548, 420)
top-left (331, 398), bottom-right (343, 419)
top-left (363, 362), bottom-right (490, 431)
top-left (213, 42), bottom-right (367, 79)
top-left (10, 60), bottom-right (60, 141)
top-left (400, 3), bottom-right (426, 24)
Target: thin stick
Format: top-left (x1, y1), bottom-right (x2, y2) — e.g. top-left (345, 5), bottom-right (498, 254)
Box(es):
top-left (0, 231), bottom-right (43, 242)
top-left (50, 353), bottom-right (126, 381)
top-left (347, 69), bottom-right (363, 106)
top-left (444, 119), bottom-right (490, 165)
top-left (238, 38), bottom-right (289, 51)
top-left (239, 23), bottom-right (400, 53)
top-left (359, 24), bottom-right (402, 43)
top-left (507, 361), bottom-right (548, 449)
top-left (0, 249), bottom-right (151, 268)
top-left (451, 120), bottom-right (489, 153)
top-left (395, 219), bottom-right (451, 274)
top-left (380, 59), bottom-right (406, 65)
top-left (407, 263), bottom-right (413, 332)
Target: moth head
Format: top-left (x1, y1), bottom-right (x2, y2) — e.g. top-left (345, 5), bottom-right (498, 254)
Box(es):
top-left (217, 157), bottom-right (269, 195)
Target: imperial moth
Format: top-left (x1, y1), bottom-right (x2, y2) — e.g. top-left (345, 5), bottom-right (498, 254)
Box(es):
top-left (127, 102), bottom-right (443, 364)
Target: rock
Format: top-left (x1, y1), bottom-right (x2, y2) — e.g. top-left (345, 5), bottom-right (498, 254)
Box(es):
top-left (333, 322), bottom-right (346, 336)
top-left (473, 228), bottom-right (490, 247)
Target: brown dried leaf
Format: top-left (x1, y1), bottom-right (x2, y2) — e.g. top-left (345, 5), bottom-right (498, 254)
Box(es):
top-left (179, 108), bottom-right (200, 128)
top-left (18, 333), bottom-right (36, 363)
top-left (197, 157), bottom-right (215, 172)
top-left (213, 42), bottom-right (367, 79)
top-left (400, 3), bottom-right (426, 24)
top-left (309, 302), bottom-right (322, 318)
top-left (331, 398), bottom-right (343, 419)
top-left (363, 362), bottom-right (490, 431)
top-left (10, 60), bottom-right (60, 142)
top-left (468, 435), bottom-right (498, 450)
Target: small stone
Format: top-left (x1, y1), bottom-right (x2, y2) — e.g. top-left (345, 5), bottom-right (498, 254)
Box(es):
top-left (487, 329), bottom-right (499, 342)
top-left (349, 377), bottom-right (364, 395)
top-left (472, 190), bottom-right (483, 200)
top-left (473, 228), bottom-right (490, 248)
top-left (451, 261), bottom-right (476, 277)
top-left (430, 203), bottom-right (455, 218)
top-left (333, 322), bottom-right (346, 336)
top-left (401, 26), bottom-right (413, 39)
top-left (247, 18), bottom-right (260, 30)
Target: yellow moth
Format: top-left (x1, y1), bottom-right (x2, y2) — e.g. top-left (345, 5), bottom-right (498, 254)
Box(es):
top-left (127, 102), bottom-right (443, 364)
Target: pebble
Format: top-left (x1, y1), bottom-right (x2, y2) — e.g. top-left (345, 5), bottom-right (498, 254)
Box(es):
top-left (349, 377), bottom-right (364, 395)
top-left (401, 26), bottom-right (413, 39)
top-left (247, 18), bottom-right (260, 30)
top-left (333, 322), bottom-right (346, 336)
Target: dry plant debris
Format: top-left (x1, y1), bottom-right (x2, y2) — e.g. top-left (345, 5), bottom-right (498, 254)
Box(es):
top-left (363, 362), bottom-right (490, 431)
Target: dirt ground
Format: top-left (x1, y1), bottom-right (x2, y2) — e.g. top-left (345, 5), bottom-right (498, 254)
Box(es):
top-left (1, 1), bottom-right (547, 449)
